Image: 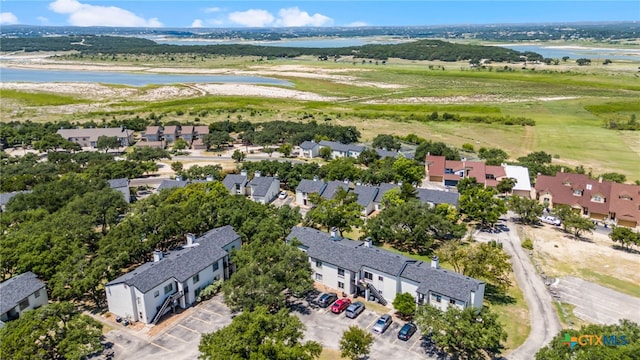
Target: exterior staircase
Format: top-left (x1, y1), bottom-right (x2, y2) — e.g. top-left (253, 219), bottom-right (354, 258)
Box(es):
top-left (152, 290), bottom-right (183, 324)
top-left (367, 283), bottom-right (387, 306)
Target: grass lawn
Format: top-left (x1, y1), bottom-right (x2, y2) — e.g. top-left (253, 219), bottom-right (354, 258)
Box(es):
top-left (488, 273), bottom-right (530, 355)
top-left (553, 301), bottom-right (588, 329)
top-left (319, 348), bottom-right (346, 360)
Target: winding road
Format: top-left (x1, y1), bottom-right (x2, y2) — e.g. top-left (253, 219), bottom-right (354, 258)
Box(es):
top-left (477, 216), bottom-right (562, 359)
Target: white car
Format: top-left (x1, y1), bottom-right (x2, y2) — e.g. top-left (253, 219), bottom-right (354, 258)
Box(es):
top-left (278, 191), bottom-right (288, 200)
top-left (540, 215), bottom-right (561, 226)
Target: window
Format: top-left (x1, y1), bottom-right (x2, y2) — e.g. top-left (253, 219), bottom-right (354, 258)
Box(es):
top-left (137, 297), bottom-right (141, 305)
top-left (19, 299), bottom-right (29, 310)
top-left (212, 262), bottom-right (219, 271)
top-left (316, 260), bottom-right (322, 268)
top-left (315, 273), bottom-right (323, 281)
top-left (435, 295), bottom-right (442, 303)
top-left (378, 276), bottom-right (384, 282)
top-left (338, 268), bottom-right (345, 277)
top-left (573, 189), bottom-right (583, 196)
top-left (591, 195), bottom-right (603, 203)
top-left (164, 283), bottom-right (173, 295)
top-left (154, 290), bottom-right (159, 298)
top-left (338, 281), bottom-right (344, 289)
top-left (445, 168), bottom-right (453, 174)
top-left (193, 274), bottom-right (200, 284)
top-left (583, 207), bottom-right (589, 215)
top-left (450, 299), bottom-right (456, 305)
top-left (364, 271), bottom-right (373, 281)
top-left (34, 289), bottom-right (40, 298)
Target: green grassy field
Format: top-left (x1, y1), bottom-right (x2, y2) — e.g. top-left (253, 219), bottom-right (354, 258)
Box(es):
top-left (2, 55), bottom-right (639, 180)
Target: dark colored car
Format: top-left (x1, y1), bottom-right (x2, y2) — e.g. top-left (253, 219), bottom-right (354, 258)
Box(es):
top-left (345, 301), bottom-right (365, 319)
top-left (331, 298), bottom-right (352, 314)
top-left (318, 292), bottom-right (338, 308)
top-left (372, 314), bottom-right (392, 334)
top-left (397, 323), bottom-right (417, 341)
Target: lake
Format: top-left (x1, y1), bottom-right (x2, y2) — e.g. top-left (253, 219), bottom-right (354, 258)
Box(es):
top-left (0, 67), bottom-right (292, 87)
top-left (499, 44), bottom-right (640, 61)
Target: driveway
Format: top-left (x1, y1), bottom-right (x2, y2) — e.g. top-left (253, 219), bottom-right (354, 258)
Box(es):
top-left (474, 215), bottom-right (561, 360)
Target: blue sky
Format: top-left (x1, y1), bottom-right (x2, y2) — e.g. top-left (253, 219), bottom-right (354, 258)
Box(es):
top-left (1, 1), bottom-right (638, 28)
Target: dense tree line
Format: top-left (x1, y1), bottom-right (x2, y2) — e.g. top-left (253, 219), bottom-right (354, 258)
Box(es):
top-left (0, 36), bottom-right (536, 62)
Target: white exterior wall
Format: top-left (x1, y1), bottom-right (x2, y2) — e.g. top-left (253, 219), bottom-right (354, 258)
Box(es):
top-left (471, 283), bottom-right (485, 309)
top-left (265, 180), bottom-right (280, 203)
top-left (428, 292), bottom-right (464, 311)
top-left (136, 278), bottom-right (176, 323)
top-left (106, 283), bottom-right (137, 321)
top-left (301, 146), bottom-right (319, 158)
top-left (0, 288), bottom-right (49, 322)
top-left (309, 257), bottom-right (355, 295)
top-left (360, 266), bottom-right (398, 306)
top-left (296, 190), bottom-right (306, 206)
top-left (398, 278), bottom-right (420, 300)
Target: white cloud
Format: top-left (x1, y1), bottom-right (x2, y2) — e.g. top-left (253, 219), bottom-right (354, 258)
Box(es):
top-left (346, 21), bottom-right (368, 27)
top-left (275, 7), bottom-right (333, 27)
top-left (37, 16), bottom-right (50, 24)
top-left (191, 19), bottom-right (203, 28)
top-left (0, 12), bottom-right (19, 25)
top-left (48, 0), bottom-right (163, 27)
top-left (204, 7), bottom-right (221, 13)
top-left (228, 9), bottom-right (274, 27)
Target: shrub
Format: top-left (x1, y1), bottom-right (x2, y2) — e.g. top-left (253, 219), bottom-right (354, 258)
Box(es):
top-left (196, 280), bottom-right (223, 302)
top-left (522, 238), bottom-right (534, 250)
top-left (462, 143), bottom-right (475, 152)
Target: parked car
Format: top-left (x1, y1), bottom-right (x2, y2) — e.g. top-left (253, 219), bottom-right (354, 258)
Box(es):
top-left (318, 292), bottom-right (338, 308)
top-left (278, 191), bottom-right (288, 199)
top-left (372, 314), bottom-right (392, 334)
top-left (540, 215), bottom-right (562, 226)
top-left (397, 322), bottom-right (417, 341)
top-left (331, 298), bottom-right (352, 314)
top-left (345, 301), bottom-right (365, 319)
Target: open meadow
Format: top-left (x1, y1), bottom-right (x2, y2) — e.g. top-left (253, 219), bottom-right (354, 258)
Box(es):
top-left (1, 52), bottom-right (639, 180)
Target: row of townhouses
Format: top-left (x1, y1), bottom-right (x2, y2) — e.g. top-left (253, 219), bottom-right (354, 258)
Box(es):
top-left (295, 178), bottom-right (459, 215)
top-left (57, 127), bottom-right (134, 149)
top-left (287, 227), bottom-right (485, 311)
top-left (298, 140), bottom-right (414, 160)
top-left (140, 125), bottom-right (211, 149)
top-left (221, 170), bottom-right (281, 204)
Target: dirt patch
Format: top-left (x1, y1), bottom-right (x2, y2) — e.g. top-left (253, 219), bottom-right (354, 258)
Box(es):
top-left (193, 83), bottom-right (340, 101)
top-left (525, 224), bottom-right (640, 286)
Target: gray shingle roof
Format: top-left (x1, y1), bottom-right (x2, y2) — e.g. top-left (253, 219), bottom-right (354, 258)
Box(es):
top-left (376, 149), bottom-right (400, 159)
top-left (318, 140), bottom-right (365, 154)
top-left (56, 127), bottom-right (133, 141)
top-left (296, 179), bottom-right (327, 195)
top-left (299, 141), bottom-right (319, 150)
top-left (400, 262), bottom-right (483, 301)
top-left (0, 272), bottom-right (46, 314)
top-left (106, 226), bottom-right (240, 293)
top-left (287, 226), bottom-right (483, 302)
top-left (353, 185), bottom-right (379, 208)
top-left (248, 176), bottom-right (278, 197)
top-left (108, 178), bottom-right (129, 189)
top-left (0, 191), bottom-right (31, 207)
top-left (416, 188), bottom-right (459, 207)
top-left (373, 183), bottom-right (400, 203)
top-left (322, 180), bottom-right (349, 200)
top-left (222, 174), bottom-right (248, 192)
top-left (157, 179), bottom-right (190, 191)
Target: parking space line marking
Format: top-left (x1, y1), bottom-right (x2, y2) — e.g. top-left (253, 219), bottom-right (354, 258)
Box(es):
top-left (200, 307), bottom-right (223, 316)
top-left (365, 317), bottom-right (378, 329)
top-left (178, 323), bottom-right (200, 334)
top-left (165, 332), bottom-right (188, 343)
top-left (409, 338), bottom-right (420, 352)
top-left (150, 342), bottom-right (172, 352)
top-left (190, 315), bottom-right (213, 325)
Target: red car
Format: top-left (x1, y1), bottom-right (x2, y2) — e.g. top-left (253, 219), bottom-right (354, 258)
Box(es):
top-left (330, 298), bottom-right (352, 314)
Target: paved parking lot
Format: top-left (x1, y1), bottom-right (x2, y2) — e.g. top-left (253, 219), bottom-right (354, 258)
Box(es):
top-left (105, 294), bottom-right (437, 359)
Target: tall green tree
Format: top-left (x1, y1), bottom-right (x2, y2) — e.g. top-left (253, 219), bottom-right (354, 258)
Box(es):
top-left (496, 177), bottom-right (517, 194)
top-left (478, 147), bottom-right (509, 166)
top-left (223, 239), bottom-right (313, 312)
top-left (393, 292), bottom-right (417, 319)
top-left (319, 146), bottom-right (332, 160)
top-left (372, 134), bottom-right (401, 151)
top-left (203, 131), bottom-right (233, 150)
top-left (415, 305), bottom-right (507, 360)
top-left (199, 306), bottom-right (322, 360)
top-left (339, 326), bottom-right (374, 360)
top-left (278, 143), bottom-right (293, 157)
top-left (392, 156), bottom-right (425, 185)
top-left (0, 302), bottom-right (103, 360)
top-left (535, 320), bottom-right (640, 360)
top-left (459, 186), bottom-right (507, 228)
top-left (553, 205), bottom-right (596, 238)
top-left (96, 135), bottom-right (121, 153)
top-left (305, 188), bottom-right (364, 237)
top-left (126, 147), bottom-right (171, 161)
top-left (231, 149), bottom-right (245, 163)
top-left (507, 195), bottom-right (544, 225)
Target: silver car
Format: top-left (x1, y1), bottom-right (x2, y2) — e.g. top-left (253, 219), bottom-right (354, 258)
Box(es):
top-left (345, 302), bottom-right (365, 319)
top-left (372, 314), bottom-right (392, 334)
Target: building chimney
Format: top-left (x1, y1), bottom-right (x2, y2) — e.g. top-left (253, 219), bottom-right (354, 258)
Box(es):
top-left (431, 256), bottom-right (440, 269)
top-left (330, 227), bottom-right (338, 239)
top-left (206, 175), bottom-right (214, 182)
top-left (255, 171), bottom-right (261, 178)
top-left (176, 175), bottom-right (183, 182)
top-left (598, 176), bottom-right (603, 183)
top-left (153, 250), bottom-right (163, 262)
top-left (186, 233), bottom-right (196, 246)
top-left (313, 175), bottom-right (319, 181)
top-left (240, 169), bottom-right (248, 177)
top-left (561, 167), bottom-right (565, 173)
top-left (364, 237), bottom-right (373, 248)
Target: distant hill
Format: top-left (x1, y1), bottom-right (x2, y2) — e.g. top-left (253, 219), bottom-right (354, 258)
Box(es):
top-left (0, 35), bottom-right (535, 62)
